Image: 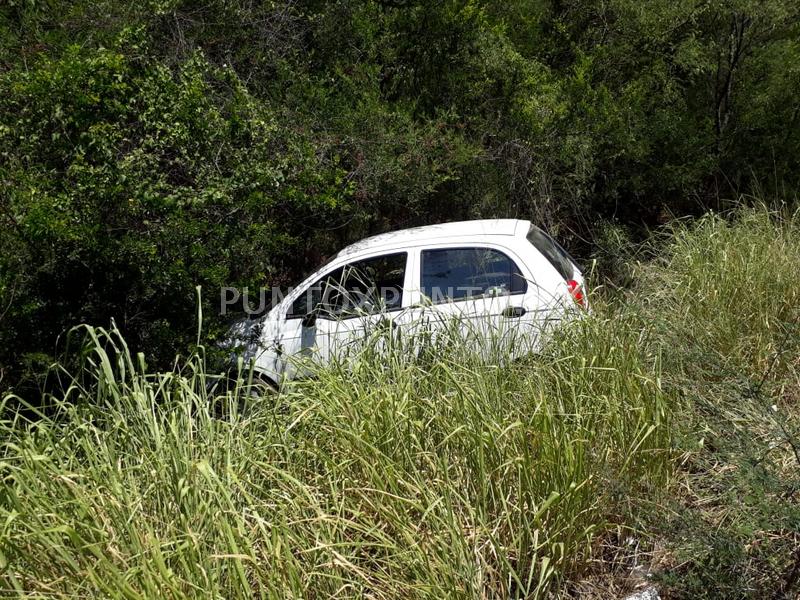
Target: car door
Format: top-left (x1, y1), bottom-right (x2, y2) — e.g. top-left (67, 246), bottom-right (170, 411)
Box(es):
top-left (314, 251), bottom-right (410, 365)
top-left (277, 264), bottom-right (345, 380)
top-left (408, 245), bottom-right (534, 358)
top-left (276, 251), bottom-right (410, 376)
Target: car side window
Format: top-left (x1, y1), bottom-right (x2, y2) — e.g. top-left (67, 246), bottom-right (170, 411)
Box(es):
top-left (287, 252), bottom-right (407, 318)
top-left (287, 266), bottom-right (344, 318)
top-left (329, 252), bottom-right (407, 316)
top-left (420, 247), bottom-right (527, 303)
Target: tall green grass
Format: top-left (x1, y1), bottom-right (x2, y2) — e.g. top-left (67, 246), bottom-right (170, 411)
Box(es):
top-left (1, 205), bottom-right (797, 598)
top-left (637, 206), bottom-right (800, 382)
top-left (629, 205), bottom-right (800, 597)
top-left (0, 314), bottom-right (669, 597)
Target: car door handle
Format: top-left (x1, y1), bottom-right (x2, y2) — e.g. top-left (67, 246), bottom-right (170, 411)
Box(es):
top-left (502, 306), bottom-right (526, 318)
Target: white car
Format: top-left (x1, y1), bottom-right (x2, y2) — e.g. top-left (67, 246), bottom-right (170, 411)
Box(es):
top-left (231, 219), bottom-right (586, 387)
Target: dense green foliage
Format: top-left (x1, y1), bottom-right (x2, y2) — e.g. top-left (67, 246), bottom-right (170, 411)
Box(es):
top-left (2, 207), bottom-right (798, 597)
top-left (2, 0), bottom-right (799, 387)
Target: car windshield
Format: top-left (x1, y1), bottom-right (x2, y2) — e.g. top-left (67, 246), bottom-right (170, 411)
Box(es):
top-left (526, 225), bottom-right (575, 281)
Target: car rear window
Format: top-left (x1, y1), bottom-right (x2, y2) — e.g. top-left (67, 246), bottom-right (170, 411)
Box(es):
top-left (526, 225), bottom-right (575, 281)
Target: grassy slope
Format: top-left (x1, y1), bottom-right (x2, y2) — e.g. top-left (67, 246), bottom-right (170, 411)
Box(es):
top-left (636, 209), bottom-right (800, 598)
top-left (1, 207), bottom-right (798, 598)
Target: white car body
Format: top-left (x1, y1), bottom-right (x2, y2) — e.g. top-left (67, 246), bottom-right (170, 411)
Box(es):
top-left (237, 219), bottom-right (586, 386)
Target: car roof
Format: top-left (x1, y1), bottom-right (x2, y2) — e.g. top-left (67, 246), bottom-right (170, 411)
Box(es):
top-left (336, 219), bottom-right (531, 258)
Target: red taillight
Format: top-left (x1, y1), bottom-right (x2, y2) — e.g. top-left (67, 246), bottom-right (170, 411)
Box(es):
top-left (567, 279), bottom-right (586, 308)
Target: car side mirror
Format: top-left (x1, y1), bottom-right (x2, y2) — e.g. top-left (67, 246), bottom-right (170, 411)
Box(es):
top-left (301, 310), bottom-right (317, 328)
